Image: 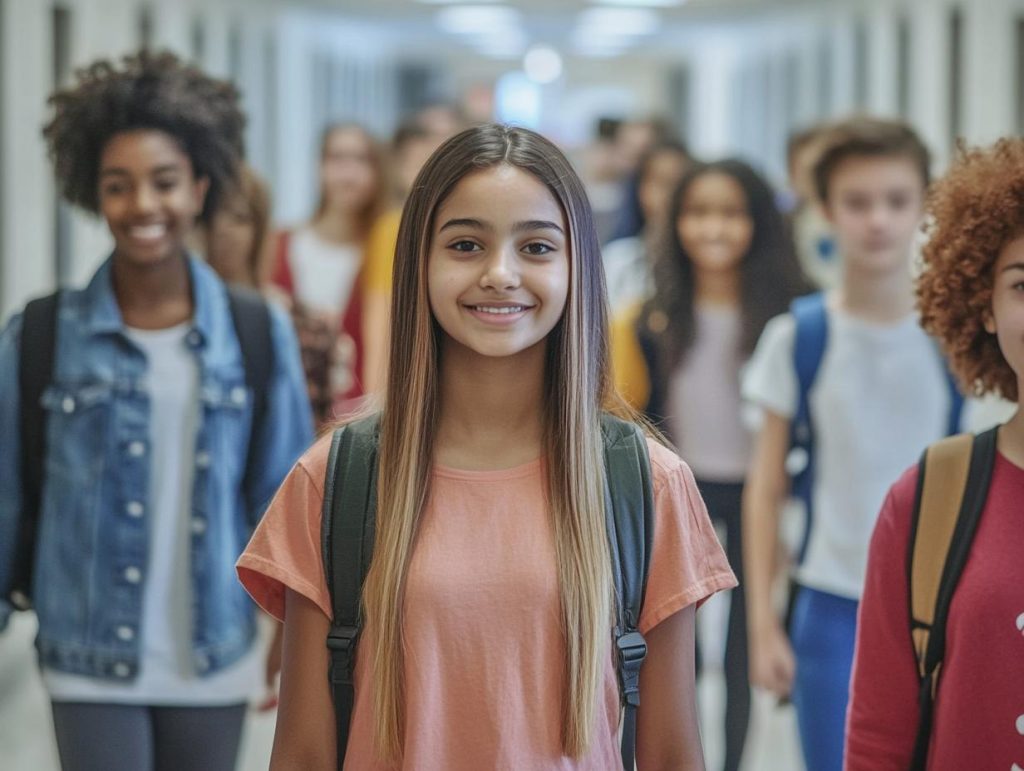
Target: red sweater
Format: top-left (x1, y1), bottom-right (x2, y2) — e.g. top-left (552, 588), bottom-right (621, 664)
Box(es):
top-left (846, 452), bottom-right (1024, 770)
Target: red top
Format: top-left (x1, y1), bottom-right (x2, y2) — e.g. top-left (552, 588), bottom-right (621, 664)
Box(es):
top-left (846, 450), bottom-right (1024, 770)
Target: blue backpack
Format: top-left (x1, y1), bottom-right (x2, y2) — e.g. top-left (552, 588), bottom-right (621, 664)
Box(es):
top-left (787, 292), bottom-right (964, 566)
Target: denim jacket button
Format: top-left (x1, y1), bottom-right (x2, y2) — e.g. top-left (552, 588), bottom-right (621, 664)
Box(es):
top-left (186, 330), bottom-right (202, 347)
top-left (127, 441), bottom-right (146, 458)
top-left (125, 501), bottom-right (144, 518)
top-left (190, 518), bottom-right (207, 535)
top-left (195, 654), bottom-right (210, 672)
top-left (116, 625), bottom-right (135, 641)
top-left (112, 662), bottom-right (131, 678)
top-left (61, 396), bottom-right (75, 413)
top-left (123, 566), bottom-right (142, 584)
top-left (195, 451), bottom-right (211, 469)
top-left (230, 387), bottom-right (247, 405)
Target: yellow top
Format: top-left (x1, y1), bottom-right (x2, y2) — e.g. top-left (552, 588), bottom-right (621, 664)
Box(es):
top-left (363, 207), bottom-right (403, 294)
top-left (610, 302), bottom-right (651, 410)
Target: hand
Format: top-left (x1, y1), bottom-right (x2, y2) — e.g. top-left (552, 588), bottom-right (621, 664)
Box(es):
top-left (750, 619), bottom-right (796, 700)
top-left (257, 619), bottom-right (284, 712)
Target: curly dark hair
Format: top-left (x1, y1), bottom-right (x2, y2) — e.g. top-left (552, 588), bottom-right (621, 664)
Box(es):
top-left (42, 50), bottom-right (245, 221)
top-left (918, 138), bottom-right (1024, 401)
top-left (638, 159), bottom-right (809, 381)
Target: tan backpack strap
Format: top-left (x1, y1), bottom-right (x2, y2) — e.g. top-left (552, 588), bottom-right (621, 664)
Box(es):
top-left (909, 433), bottom-right (973, 678)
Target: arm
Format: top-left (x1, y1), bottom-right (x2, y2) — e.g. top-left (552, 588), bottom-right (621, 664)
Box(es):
top-left (0, 315), bottom-right (24, 631)
top-left (742, 408), bottom-right (795, 697)
top-left (636, 605), bottom-right (706, 770)
top-left (246, 305), bottom-right (315, 528)
top-left (845, 484), bottom-right (920, 770)
top-left (270, 588), bottom-right (337, 771)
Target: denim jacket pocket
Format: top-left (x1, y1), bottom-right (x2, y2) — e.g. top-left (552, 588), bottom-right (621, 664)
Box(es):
top-left (40, 381), bottom-right (115, 483)
top-left (198, 379), bottom-right (252, 488)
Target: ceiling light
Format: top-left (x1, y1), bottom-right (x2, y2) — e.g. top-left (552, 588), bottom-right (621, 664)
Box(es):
top-left (575, 8), bottom-right (659, 36)
top-left (435, 5), bottom-right (521, 35)
top-left (523, 45), bottom-right (563, 84)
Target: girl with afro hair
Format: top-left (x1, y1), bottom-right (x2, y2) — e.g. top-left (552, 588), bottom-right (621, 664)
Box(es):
top-left (0, 51), bottom-right (313, 770)
top-left (846, 138), bottom-right (1024, 769)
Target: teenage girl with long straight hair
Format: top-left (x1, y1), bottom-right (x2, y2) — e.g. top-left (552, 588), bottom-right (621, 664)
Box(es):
top-left (613, 159), bottom-right (807, 771)
top-left (271, 123), bottom-right (387, 425)
top-left (238, 124), bottom-right (737, 769)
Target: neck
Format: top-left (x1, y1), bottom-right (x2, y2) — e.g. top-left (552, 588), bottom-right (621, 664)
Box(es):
top-left (435, 340), bottom-right (546, 470)
top-left (313, 208), bottom-right (357, 245)
top-left (837, 257), bottom-right (915, 323)
top-left (998, 401), bottom-right (1024, 467)
top-left (112, 251), bottom-right (193, 329)
top-left (694, 267), bottom-right (740, 307)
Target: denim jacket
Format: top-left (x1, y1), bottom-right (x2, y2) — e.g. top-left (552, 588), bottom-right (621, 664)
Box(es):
top-left (0, 256), bottom-right (314, 680)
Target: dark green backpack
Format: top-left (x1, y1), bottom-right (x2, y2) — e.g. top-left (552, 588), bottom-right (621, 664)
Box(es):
top-left (321, 412), bottom-right (654, 770)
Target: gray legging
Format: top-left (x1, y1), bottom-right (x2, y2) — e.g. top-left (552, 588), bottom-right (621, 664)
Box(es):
top-left (50, 701), bottom-right (247, 771)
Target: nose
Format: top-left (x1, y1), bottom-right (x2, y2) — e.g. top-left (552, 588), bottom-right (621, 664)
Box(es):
top-left (130, 183), bottom-right (159, 216)
top-left (479, 243), bottom-right (521, 291)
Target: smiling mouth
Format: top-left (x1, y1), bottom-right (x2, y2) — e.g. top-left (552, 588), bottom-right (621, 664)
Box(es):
top-left (464, 304), bottom-right (534, 315)
top-left (128, 223), bottom-right (168, 242)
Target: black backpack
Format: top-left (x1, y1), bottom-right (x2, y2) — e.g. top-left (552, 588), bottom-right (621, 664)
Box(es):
top-left (8, 286), bottom-right (274, 612)
top-left (321, 412), bottom-right (654, 771)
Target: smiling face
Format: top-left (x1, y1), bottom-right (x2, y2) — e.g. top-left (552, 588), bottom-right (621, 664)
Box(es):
top-left (427, 164), bottom-right (570, 361)
top-left (98, 129), bottom-right (208, 267)
top-left (986, 235), bottom-right (1024, 398)
top-left (676, 171), bottom-right (754, 277)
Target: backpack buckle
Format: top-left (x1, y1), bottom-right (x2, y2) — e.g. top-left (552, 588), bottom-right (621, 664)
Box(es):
top-left (615, 630), bottom-right (647, 707)
top-left (326, 625), bottom-right (359, 685)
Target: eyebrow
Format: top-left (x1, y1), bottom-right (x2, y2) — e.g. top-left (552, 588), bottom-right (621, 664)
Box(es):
top-left (1000, 261), bottom-right (1024, 273)
top-left (438, 217), bottom-right (564, 235)
top-left (99, 164), bottom-right (184, 178)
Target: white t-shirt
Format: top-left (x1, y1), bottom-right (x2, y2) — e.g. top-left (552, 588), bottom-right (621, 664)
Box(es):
top-left (602, 236), bottom-right (649, 316)
top-left (44, 323), bottom-right (261, 705)
top-left (667, 304), bottom-right (751, 482)
top-left (742, 304), bottom-right (953, 600)
top-left (289, 226), bottom-right (361, 317)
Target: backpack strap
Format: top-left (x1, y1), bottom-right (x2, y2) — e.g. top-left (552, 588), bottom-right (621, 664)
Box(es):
top-left (10, 292), bottom-right (61, 610)
top-left (907, 426), bottom-right (997, 770)
top-left (321, 412), bottom-right (653, 769)
top-left (789, 292), bottom-right (828, 565)
top-left (600, 413), bottom-right (655, 771)
top-left (322, 413), bottom-right (380, 769)
top-left (225, 286), bottom-right (274, 514)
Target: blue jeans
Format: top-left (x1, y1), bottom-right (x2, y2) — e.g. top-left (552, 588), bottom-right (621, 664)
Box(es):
top-left (789, 586), bottom-right (858, 771)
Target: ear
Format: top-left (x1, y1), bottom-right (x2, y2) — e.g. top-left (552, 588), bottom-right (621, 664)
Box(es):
top-left (983, 310), bottom-right (997, 335)
top-left (193, 175), bottom-right (211, 215)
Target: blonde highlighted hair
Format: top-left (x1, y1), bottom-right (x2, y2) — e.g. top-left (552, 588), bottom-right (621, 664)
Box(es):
top-left (361, 124), bottom-right (626, 762)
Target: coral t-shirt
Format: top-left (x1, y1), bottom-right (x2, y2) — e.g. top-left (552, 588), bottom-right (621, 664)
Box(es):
top-left (237, 433), bottom-right (736, 769)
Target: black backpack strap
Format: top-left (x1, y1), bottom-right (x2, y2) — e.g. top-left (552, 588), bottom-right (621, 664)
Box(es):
top-left (321, 414), bottom-right (381, 770)
top-left (908, 426), bottom-right (997, 770)
top-left (11, 292), bottom-right (61, 610)
top-left (225, 286), bottom-right (274, 512)
top-left (600, 413), bottom-right (655, 770)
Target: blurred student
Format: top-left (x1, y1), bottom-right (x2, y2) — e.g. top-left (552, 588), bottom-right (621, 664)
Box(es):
top-left (786, 124), bottom-right (841, 290)
top-left (200, 163), bottom-right (272, 290)
top-left (0, 51), bottom-right (312, 771)
top-left (613, 159), bottom-right (806, 771)
top-left (271, 123), bottom-right (386, 426)
top-left (602, 140), bottom-right (690, 316)
top-left (742, 118), bottom-right (963, 771)
top-left (847, 138), bottom-right (1024, 771)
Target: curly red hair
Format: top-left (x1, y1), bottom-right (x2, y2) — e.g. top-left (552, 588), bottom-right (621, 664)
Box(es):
top-left (918, 138), bottom-right (1024, 401)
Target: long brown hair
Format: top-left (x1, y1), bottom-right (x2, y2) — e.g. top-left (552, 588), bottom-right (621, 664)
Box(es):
top-left (363, 124), bottom-right (619, 761)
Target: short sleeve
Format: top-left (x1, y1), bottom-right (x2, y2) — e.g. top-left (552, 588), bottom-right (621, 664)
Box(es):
top-left (638, 441), bottom-right (738, 635)
top-left (741, 312), bottom-right (798, 420)
top-left (237, 436), bottom-right (333, 621)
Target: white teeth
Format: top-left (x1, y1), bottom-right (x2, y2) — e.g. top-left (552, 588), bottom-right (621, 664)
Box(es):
top-left (130, 224), bottom-right (166, 240)
top-left (473, 305), bottom-right (526, 315)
